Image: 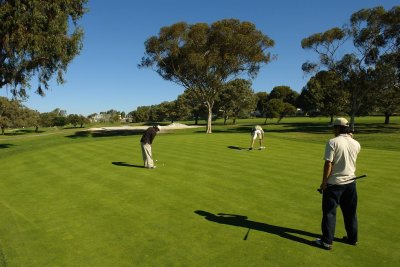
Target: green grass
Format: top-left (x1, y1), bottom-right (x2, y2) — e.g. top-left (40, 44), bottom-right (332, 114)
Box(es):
top-left (0, 117), bottom-right (399, 266)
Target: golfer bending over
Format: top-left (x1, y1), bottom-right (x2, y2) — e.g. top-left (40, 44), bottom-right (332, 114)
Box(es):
top-left (250, 125), bottom-right (265, 150)
top-left (140, 125), bottom-right (160, 169)
top-left (315, 118), bottom-right (361, 250)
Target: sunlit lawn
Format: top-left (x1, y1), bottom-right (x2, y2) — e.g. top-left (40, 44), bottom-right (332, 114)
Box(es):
top-left (0, 116), bottom-right (399, 266)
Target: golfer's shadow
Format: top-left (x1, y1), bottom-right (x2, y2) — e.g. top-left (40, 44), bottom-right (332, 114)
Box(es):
top-left (112, 162), bottom-right (144, 168)
top-left (195, 210), bottom-right (332, 247)
top-left (227, 146), bottom-right (248, 150)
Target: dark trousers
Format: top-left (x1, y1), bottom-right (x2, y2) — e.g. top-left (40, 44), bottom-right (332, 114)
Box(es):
top-left (321, 182), bottom-right (358, 245)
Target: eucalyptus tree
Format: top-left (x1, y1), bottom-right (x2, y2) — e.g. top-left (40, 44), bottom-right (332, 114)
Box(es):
top-left (269, 86), bottom-right (299, 106)
top-left (264, 99), bottom-right (284, 123)
top-left (22, 107), bottom-right (40, 132)
top-left (371, 56), bottom-right (400, 123)
top-left (177, 89), bottom-right (207, 125)
top-left (301, 5), bottom-right (399, 128)
top-left (296, 88), bottom-right (316, 116)
top-left (304, 71), bottom-right (349, 123)
top-left (129, 106), bottom-right (151, 123)
top-left (139, 19), bottom-right (274, 133)
top-left (0, 97), bottom-right (20, 134)
top-left (267, 86), bottom-right (298, 122)
top-left (217, 79), bottom-right (256, 124)
top-left (68, 114), bottom-right (81, 128)
top-left (0, 0), bottom-right (87, 97)
top-left (78, 115), bottom-right (89, 128)
top-left (255, 92), bottom-right (269, 123)
top-left (351, 6), bottom-right (400, 124)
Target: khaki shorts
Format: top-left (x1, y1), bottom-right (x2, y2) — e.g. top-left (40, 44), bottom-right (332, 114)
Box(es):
top-left (252, 130), bottom-right (263, 140)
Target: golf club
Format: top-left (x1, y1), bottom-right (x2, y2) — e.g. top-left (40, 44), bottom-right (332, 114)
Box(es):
top-left (243, 228), bottom-right (251, 240)
top-left (317, 174), bottom-right (367, 194)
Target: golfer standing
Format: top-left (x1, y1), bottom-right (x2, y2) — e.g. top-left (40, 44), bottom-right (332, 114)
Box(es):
top-left (140, 125), bottom-right (160, 169)
top-left (250, 125), bottom-right (265, 150)
top-left (315, 118), bottom-right (361, 250)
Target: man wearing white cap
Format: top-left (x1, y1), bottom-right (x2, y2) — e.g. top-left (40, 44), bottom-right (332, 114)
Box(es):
top-left (315, 118), bottom-right (361, 250)
top-left (140, 125), bottom-right (160, 169)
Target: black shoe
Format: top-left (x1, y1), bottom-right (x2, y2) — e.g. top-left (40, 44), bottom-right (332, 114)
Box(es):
top-left (315, 238), bottom-right (332, 250)
top-left (342, 236), bottom-right (357, 246)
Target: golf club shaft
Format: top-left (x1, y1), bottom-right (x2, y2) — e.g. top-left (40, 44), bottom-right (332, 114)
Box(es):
top-left (317, 174), bottom-right (367, 193)
top-left (243, 228), bottom-right (250, 240)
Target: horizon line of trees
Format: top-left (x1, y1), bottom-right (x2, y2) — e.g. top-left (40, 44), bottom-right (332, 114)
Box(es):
top-left (128, 82), bottom-right (301, 125)
top-left (1, 3), bottom-right (398, 133)
top-left (0, 97), bottom-right (92, 134)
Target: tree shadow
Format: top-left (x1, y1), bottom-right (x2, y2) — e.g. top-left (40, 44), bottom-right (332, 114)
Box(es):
top-left (67, 129), bottom-right (145, 138)
top-left (3, 129), bottom-right (45, 136)
top-left (194, 210), bottom-right (342, 247)
top-left (194, 121), bottom-right (400, 135)
top-left (112, 162), bottom-right (144, 168)
top-left (0, 144), bottom-right (13, 149)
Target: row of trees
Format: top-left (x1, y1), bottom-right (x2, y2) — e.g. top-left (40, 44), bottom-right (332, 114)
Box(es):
top-left (128, 82), bottom-right (300, 125)
top-left (0, 97), bottom-right (88, 134)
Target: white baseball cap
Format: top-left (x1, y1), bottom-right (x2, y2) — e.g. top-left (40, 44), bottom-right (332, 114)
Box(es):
top-left (331, 117), bottom-right (349, 127)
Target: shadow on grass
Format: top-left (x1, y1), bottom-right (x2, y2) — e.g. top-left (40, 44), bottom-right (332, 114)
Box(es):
top-left (112, 162), bottom-right (144, 168)
top-left (193, 126), bottom-right (253, 134)
top-left (3, 129), bottom-right (45, 136)
top-left (0, 144), bottom-right (13, 149)
top-left (195, 210), bottom-right (344, 248)
top-left (0, 244), bottom-right (6, 267)
top-left (67, 129), bottom-right (145, 138)
top-left (227, 145), bottom-right (248, 150)
top-left (194, 121), bottom-right (399, 135)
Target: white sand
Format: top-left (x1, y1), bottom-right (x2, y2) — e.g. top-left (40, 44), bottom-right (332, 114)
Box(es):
top-left (87, 123), bottom-right (203, 132)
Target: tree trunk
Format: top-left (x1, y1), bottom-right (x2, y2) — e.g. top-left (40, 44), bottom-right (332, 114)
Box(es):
top-left (1, 127), bottom-right (4, 135)
top-left (233, 118), bottom-right (236, 125)
top-left (349, 92), bottom-right (358, 131)
top-left (264, 117), bottom-right (267, 124)
top-left (330, 115), bottom-right (333, 124)
top-left (349, 113), bottom-right (355, 132)
top-left (206, 102), bottom-right (213, 133)
top-left (194, 116), bottom-right (198, 125)
top-left (223, 115), bottom-right (227, 125)
top-left (35, 126), bottom-right (39, 132)
top-left (384, 112), bottom-right (390, 124)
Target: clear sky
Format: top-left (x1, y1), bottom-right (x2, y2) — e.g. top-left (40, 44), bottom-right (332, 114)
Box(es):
top-left (1, 0), bottom-right (398, 116)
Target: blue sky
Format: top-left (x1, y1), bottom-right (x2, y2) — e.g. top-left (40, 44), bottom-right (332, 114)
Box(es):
top-left (1, 0), bottom-right (398, 116)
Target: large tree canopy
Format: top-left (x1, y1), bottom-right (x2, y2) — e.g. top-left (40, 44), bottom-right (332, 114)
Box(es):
top-left (301, 5), bottom-right (399, 127)
top-left (139, 19), bottom-right (274, 133)
top-left (0, 0), bottom-right (87, 97)
top-left (304, 71), bottom-right (349, 122)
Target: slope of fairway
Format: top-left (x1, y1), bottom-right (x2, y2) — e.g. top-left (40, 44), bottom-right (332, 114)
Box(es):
top-left (0, 120), bottom-right (399, 266)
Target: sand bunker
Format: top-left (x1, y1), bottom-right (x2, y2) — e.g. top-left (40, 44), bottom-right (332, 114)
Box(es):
top-left (87, 123), bottom-right (203, 132)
